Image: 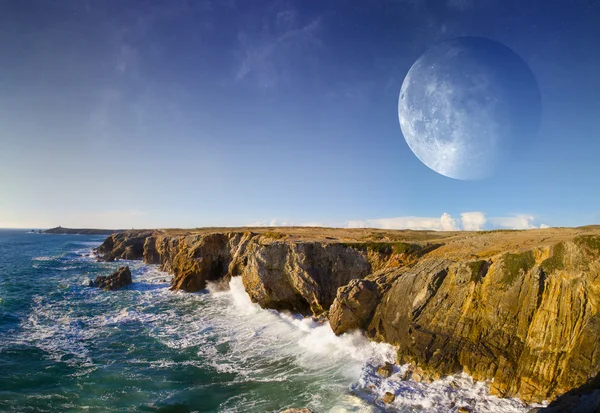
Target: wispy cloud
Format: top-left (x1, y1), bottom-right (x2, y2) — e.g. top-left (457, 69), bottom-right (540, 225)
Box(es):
top-left (114, 43), bottom-right (139, 74)
top-left (446, 0), bottom-right (474, 10)
top-left (446, 0), bottom-right (495, 10)
top-left (392, 0), bottom-right (493, 11)
top-left (235, 10), bottom-right (322, 88)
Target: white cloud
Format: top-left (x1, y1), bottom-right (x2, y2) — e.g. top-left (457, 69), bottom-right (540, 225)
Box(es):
top-left (440, 213), bottom-right (459, 231)
top-left (489, 214), bottom-right (536, 230)
top-left (248, 219), bottom-right (293, 227)
top-left (347, 213), bottom-right (459, 231)
top-left (248, 212), bottom-right (549, 232)
top-left (461, 211), bottom-right (487, 231)
top-left (540, 223), bottom-right (550, 229)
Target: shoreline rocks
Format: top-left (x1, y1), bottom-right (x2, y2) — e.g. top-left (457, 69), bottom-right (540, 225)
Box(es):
top-left (329, 279), bottom-right (380, 335)
top-left (377, 362), bottom-right (394, 378)
top-left (93, 266), bottom-right (132, 291)
top-left (382, 392), bottom-right (395, 404)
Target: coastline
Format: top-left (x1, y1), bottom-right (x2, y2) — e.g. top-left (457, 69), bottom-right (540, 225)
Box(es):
top-left (59, 226), bottom-right (600, 410)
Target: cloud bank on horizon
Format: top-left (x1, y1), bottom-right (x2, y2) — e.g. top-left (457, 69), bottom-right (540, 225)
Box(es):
top-left (252, 211), bottom-right (550, 231)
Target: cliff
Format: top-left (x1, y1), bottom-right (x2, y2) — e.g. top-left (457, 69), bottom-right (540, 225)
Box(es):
top-left (94, 226), bottom-right (600, 406)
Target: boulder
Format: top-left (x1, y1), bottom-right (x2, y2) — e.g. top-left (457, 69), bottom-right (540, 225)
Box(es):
top-left (329, 279), bottom-right (380, 335)
top-left (382, 392), bottom-right (395, 404)
top-left (94, 266), bottom-right (132, 291)
top-left (377, 362), bottom-right (394, 378)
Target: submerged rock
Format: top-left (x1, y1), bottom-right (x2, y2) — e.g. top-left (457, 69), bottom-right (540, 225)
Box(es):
top-left (377, 362), bottom-right (394, 378)
top-left (382, 392), bottom-right (395, 404)
top-left (93, 266), bottom-right (132, 291)
top-left (280, 409), bottom-right (313, 413)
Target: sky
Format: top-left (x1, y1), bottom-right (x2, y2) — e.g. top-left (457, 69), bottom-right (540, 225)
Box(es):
top-left (0, 0), bottom-right (599, 230)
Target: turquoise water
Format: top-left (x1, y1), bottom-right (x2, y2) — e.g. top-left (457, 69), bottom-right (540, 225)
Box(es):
top-left (0, 230), bottom-right (535, 413)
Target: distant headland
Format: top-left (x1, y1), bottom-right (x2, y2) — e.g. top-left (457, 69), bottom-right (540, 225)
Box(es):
top-left (43, 226), bottom-right (124, 235)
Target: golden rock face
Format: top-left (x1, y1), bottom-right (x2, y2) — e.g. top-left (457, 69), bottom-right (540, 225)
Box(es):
top-left (368, 241), bottom-right (600, 403)
top-left (94, 226), bottom-right (600, 404)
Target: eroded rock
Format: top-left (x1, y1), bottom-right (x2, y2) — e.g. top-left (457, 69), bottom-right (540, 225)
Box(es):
top-left (96, 231), bottom-right (152, 262)
top-left (382, 392), bottom-right (395, 404)
top-left (329, 279), bottom-right (380, 335)
top-left (93, 266), bottom-right (132, 291)
top-left (242, 242), bottom-right (372, 315)
top-left (377, 362), bottom-right (394, 378)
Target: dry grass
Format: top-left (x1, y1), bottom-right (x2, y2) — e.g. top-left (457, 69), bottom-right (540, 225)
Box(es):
top-left (94, 225), bottom-right (600, 262)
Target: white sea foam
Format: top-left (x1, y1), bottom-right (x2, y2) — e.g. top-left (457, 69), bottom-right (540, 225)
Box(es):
top-left (15, 294), bottom-right (96, 369)
top-left (72, 241), bottom-right (103, 247)
top-left (32, 256), bottom-right (55, 261)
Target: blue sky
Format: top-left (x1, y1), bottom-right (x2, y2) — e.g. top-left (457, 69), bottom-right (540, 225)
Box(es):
top-left (1, 0), bottom-right (599, 230)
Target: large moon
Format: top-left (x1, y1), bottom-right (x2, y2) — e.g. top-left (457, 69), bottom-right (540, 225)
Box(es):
top-left (398, 37), bottom-right (541, 180)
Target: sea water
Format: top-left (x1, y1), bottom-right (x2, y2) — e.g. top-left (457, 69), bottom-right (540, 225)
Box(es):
top-left (0, 229), bottom-right (538, 412)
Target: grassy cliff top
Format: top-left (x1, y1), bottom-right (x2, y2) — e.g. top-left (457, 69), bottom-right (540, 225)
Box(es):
top-left (80, 224), bottom-right (600, 260)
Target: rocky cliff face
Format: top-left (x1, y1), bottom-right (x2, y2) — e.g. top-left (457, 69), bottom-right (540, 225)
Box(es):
top-left (94, 227), bottom-right (600, 405)
top-left (359, 239), bottom-right (600, 403)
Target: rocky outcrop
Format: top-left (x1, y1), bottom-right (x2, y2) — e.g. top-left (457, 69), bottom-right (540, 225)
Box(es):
top-left (382, 392), bottom-right (395, 404)
top-left (93, 266), bottom-right (132, 290)
top-left (242, 242), bottom-right (373, 314)
top-left (329, 279), bottom-right (380, 334)
top-left (94, 227), bottom-right (600, 404)
top-left (377, 362), bottom-right (394, 378)
top-left (96, 231), bottom-right (152, 261)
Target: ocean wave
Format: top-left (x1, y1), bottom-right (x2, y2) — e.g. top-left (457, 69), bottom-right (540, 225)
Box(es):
top-left (31, 256), bottom-right (55, 261)
top-left (14, 294), bottom-right (96, 370)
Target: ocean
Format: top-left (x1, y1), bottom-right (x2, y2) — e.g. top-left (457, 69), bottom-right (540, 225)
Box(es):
top-left (0, 229), bottom-right (536, 412)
